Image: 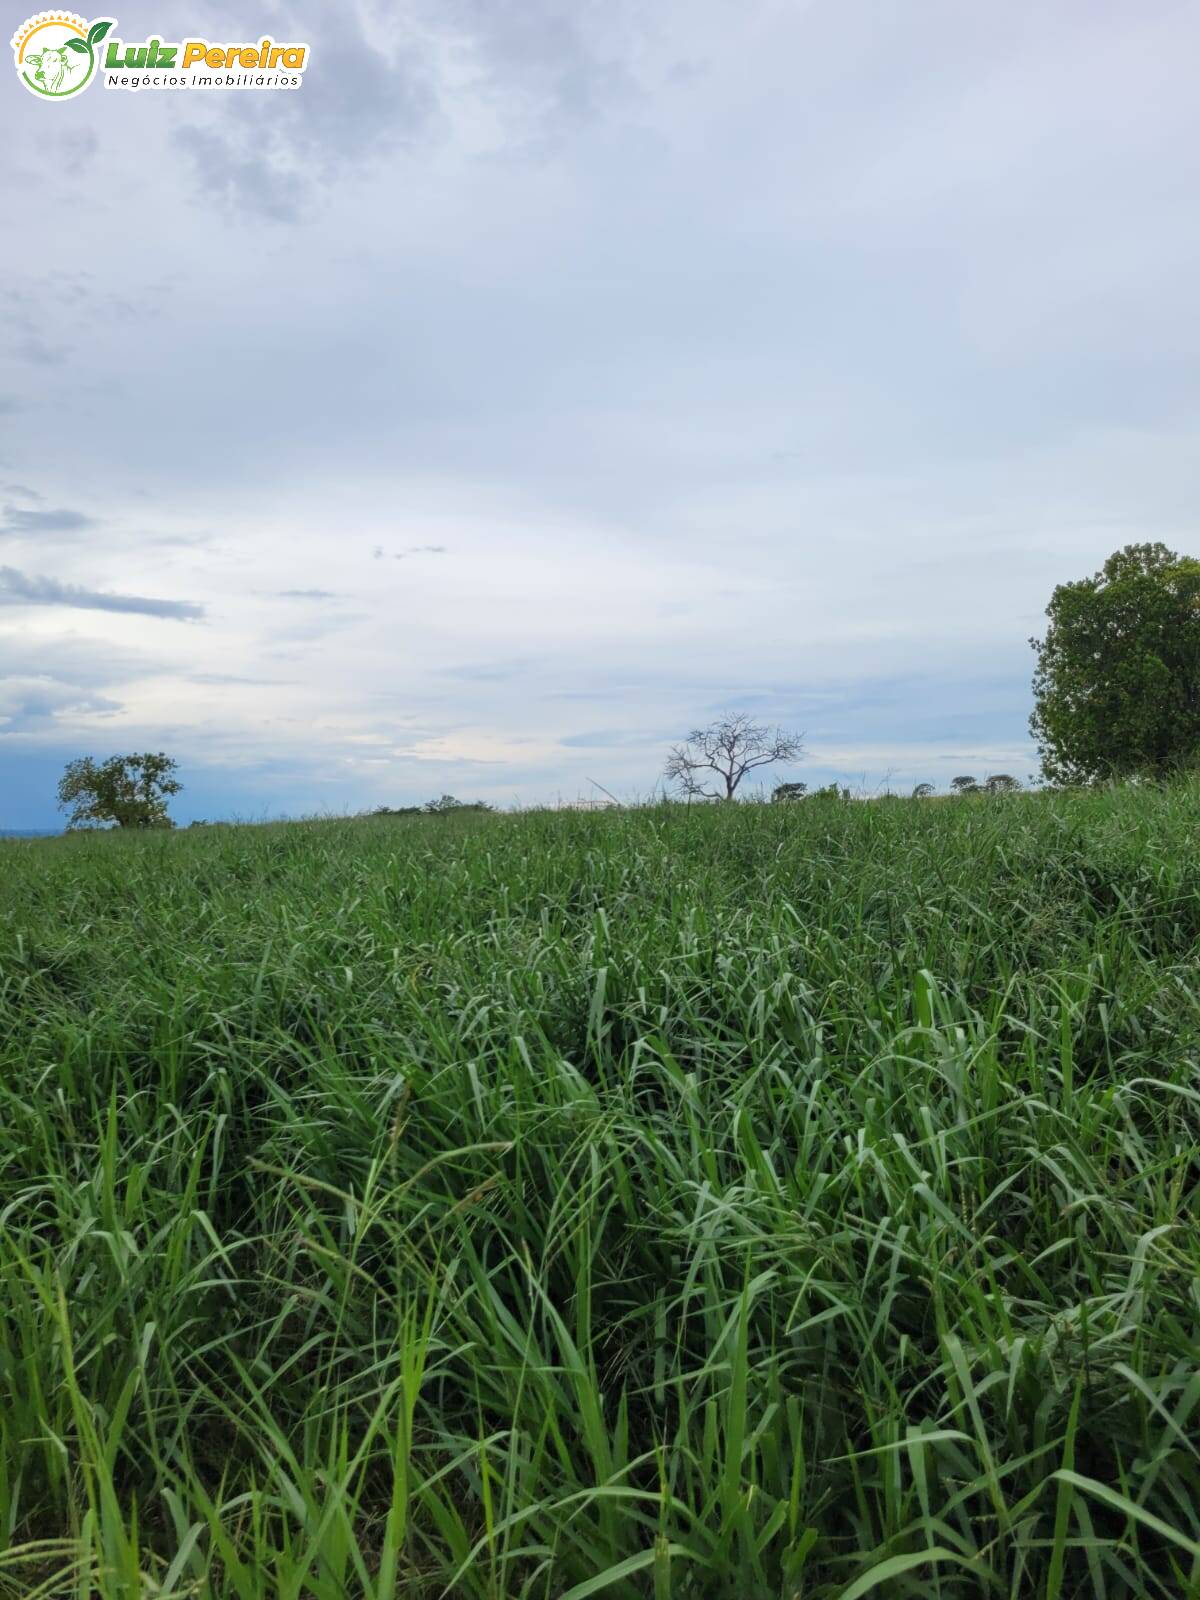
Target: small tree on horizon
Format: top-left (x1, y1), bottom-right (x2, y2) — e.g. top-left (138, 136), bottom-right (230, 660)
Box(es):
top-left (950, 775), bottom-right (980, 795)
top-left (423, 795), bottom-right (494, 814)
top-left (57, 753), bottom-right (181, 829)
top-left (771, 781), bottom-right (808, 803)
top-left (984, 773), bottom-right (1021, 794)
top-left (665, 714), bottom-right (804, 801)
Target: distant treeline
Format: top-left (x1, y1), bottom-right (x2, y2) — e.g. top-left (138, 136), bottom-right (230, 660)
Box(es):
top-left (369, 794), bottom-right (496, 817)
top-left (772, 774), bottom-right (1024, 802)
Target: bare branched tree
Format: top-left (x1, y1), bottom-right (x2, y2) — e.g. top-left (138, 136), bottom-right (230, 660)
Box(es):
top-left (665, 714), bottom-right (804, 801)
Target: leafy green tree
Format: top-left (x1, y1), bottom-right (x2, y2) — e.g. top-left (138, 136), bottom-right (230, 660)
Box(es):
top-left (950, 775), bottom-right (979, 795)
top-left (57, 753), bottom-right (181, 829)
top-left (911, 782), bottom-right (935, 798)
top-left (984, 773), bottom-right (1021, 794)
top-left (1031, 543), bottom-right (1200, 783)
top-left (771, 781), bottom-right (808, 802)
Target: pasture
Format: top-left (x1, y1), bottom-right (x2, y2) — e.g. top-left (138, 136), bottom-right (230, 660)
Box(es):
top-left (0, 788), bottom-right (1197, 1597)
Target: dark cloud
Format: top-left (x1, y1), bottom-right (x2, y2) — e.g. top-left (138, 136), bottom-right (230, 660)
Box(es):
top-left (3, 506), bottom-right (98, 535)
top-left (5, 309), bottom-right (67, 367)
top-left (0, 676), bottom-right (121, 730)
top-left (0, 567), bottom-right (204, 621)
top-left (376, 544), bottom-right (449, 560)
top-left (14, 337), bottom-right (66, 367)
top-left (0, 634), bottom-right (162, 687)
top-left (52, 128), bottom-right (99, 170)
top-left (427, 0), bottom-right (637, 130)
top-left (166, 0), bottom-right (638, 221)
top-left (170, 125), bottom-right (308, 225)
top-left (6, 271), bottom-right (133, 328)
top-left (170, 5), bottom-right (436, 220)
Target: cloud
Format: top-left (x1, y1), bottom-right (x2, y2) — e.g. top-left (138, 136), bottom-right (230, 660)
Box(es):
top-left (375, 544), bottom-right (450, 561)
top-left (5, 308), bottom-right (67, 367)
top-left (51, 128), bottom-right (99, 170)
top-left (0, 676), bottom-right (121, 730)
top-left (190, 672), bottom-right (294, 686)
top-left (0, 633), bottom-right (162, 689)
top-left (439, 658), bottom-right (534, 682)
top-left (170, 4), bottom-right (436, 220)
top-left (0, 567), bottom-right (204, 621)
top-left (165, 0), bottom-right (645, 221)
top-left (560, 728), bottom-right (669, 748)
top-left (3, 506), bottom-right (98, 535)
top-left (277, 588), bottom-right (339, 599)
top-left (426, 0), bottom-right (639, 132)
top-left (170, 125), bottom-right (309, 225)
top-left (13, 335), bottom-right (65, 366)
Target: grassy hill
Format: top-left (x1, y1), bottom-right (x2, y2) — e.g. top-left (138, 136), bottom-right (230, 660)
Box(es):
top-left (1, 790), bottom-right (1198, 1597)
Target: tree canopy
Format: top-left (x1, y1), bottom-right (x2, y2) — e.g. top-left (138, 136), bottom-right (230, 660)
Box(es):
top-left (665, 715), bottom-right (804, 801)
top-left (57, 753), bottom-right (181, 829)
top-left (1030, 543), bottom-right (1200, 784)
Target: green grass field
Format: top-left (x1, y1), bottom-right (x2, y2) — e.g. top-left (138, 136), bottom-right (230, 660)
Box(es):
top-left (1, 789), bottom-right (1198, 1598)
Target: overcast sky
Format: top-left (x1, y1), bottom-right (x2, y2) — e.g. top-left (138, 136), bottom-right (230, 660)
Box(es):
top-left (3, 0), bottom-right (1198, 824)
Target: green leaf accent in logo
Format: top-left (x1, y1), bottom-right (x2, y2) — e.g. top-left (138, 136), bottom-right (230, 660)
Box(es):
top-left (65, 37), bottom-right (89, 52)
top-left (87, 19), bottom-right (112, 45)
